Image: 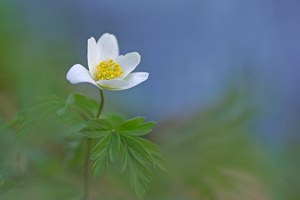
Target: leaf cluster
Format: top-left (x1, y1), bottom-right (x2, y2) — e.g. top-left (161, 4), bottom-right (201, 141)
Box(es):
top-left (6, 93), bottom-right (98, 140)
top-left (81, 117), bottom-right (165, 199)
top-left (6, 93), bottom-right (165, 199)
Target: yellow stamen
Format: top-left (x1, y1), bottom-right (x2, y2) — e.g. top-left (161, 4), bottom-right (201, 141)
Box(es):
top-left (97, 59), bottom-right (124, 80)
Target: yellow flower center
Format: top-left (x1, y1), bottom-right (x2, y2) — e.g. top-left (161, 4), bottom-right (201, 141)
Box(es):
top-left (97, 59), bottom-right (124, 80)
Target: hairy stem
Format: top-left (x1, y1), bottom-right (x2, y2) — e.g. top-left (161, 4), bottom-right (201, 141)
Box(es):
top-left (83, 89), bottom-right (104, 200)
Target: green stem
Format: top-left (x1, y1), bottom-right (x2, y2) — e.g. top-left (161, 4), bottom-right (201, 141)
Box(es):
top-left (83, 89), bottom-right (105, 200)
top-left (96, 89), bottom-right (104, 118)
top-left (83, 138), bottom-right (91, 200)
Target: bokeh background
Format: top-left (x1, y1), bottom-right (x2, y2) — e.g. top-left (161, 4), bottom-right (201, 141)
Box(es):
top-left (1, 0), bottom-right (300, 199)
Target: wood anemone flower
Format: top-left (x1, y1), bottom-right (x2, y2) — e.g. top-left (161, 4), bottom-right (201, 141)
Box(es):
top-left (66, 33), bottom-right (149, 91)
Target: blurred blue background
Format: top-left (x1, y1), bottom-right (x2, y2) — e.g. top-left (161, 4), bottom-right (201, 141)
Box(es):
top-left (1, 0), bottom-right (300, 199)
top-left (15, 0), bottom-right (300, 145)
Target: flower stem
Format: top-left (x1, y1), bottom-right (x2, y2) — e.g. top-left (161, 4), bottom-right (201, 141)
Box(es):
top-left (83, 138), bottom-right (91, 200)
top-left (96, 89), bottom-right (104, 118)
top-left (83, 89), bottom-right (105, 200)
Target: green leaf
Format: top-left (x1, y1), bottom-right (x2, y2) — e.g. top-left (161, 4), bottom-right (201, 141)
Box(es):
top-left (117, 117), bottom-right (156, 136)
top-left (122, 135), bottom-right (153, 164)
top-left (127, 148), bottom-right (152, 182)
top-left (130, 171), bottom-right (149, 200)
top-left (120, 134), bottom-right (166, 199)
top-left (135, 137), bottom-right (166, 171)
top-left (124, 135), bottom-right (166, 169)
top-left (91, 135), bottom-right (111, 160)
top-left (117, 117), bottom-right (144, 131)
top-left (109, 132), bottom-right (121, 162)
top-left (91, 135), bottom-right (111, 178)
top-left (136, 137), bottom-right (160, 153)
top-left (7, 95), bottom-right (65, 141)
top-left (80, 118), bottom-right (113, 139)
top-left (57, 93), bottom-right (99, 118)
top-left (92, 151), bottom-right (108, 178)
top-left (120, 139), bottom-right (128, 172)
top-left (81, 115), bottom-right (162, 199)
top-left (127, 148), bottom-right (152, 199)
top-left (149, 152), bottom-right (166, 172)
top-left (102, 113), bottom-right (126, 128)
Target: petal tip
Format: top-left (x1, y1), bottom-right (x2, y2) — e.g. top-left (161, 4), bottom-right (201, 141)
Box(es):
top-left (144, 72), bottom-right (149, 78)
top-left (102, 32), bottom-right (116, 37)
top-left (99, 33), bottom-right (117, 41)
top-left (140, 72), bottom-right (149, 81)
top-left (88, 37), bottom-right (96, 43)
top-left (131, 52), bottom-right (141, 63)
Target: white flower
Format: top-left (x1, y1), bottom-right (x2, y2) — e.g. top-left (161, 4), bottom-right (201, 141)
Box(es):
top-left (66, 33), bottom-right (149, 91)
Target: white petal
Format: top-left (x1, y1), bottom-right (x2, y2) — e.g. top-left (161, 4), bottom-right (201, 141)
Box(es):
top-left (115, 52), bottom-right (141, 78)
top-left (87, 37), bottom-right (100, 79)
top-left (66, 64), bottom-right (98, 87)
top-left (96, 72), bottom-right (149, 91)
top-left (97, 33), bottom-right (119, 60)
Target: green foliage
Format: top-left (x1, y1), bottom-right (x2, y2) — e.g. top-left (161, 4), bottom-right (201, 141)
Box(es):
top-left (7, 95), bottom-right (65, 141)
top-left (81, 117), bottom-right (164, 199)
top-left (80, 119), bottom-right (113, 138)
top-left (122, 135), bottom-right (166, 199)
top-left (117, 117), bottom-right (156, 136)
top-left (57, 93), bottom-right (99, 118)
top-left (7, 93), bottom-right (163, 199)
top-left (91, 135), bottom-right (111, 178)
top-left (7, 93), bottom-right (99, 141)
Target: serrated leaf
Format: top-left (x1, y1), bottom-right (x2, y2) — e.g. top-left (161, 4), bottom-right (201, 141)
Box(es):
top-left (123, 135), bottom-right (166, 172)
top-left (103, 113), bottom-right (126, 128)
top-left (80, 119), bottom-right (113, 138)
top-left (128, 145), bottom-right (152, 167)
top-left (135, 137), bottom-right (166, 171)
top-left (109, 132), bottom-right (120, 162)
top-left (119, 135), bottom-right (165, 199)
top-left (117, 117), bottom-right (156, 136)
top-left (149, 152), bottom-right (167, 172)
top-left (8, 95), bottom-right (65, 141)
top-left (57, 93), bottom-right (99, 118)
top-left (91, 135), bottom-right (111, 178)
top-left (130, 172), bottom-right (149, 200)
top-left (122, 135), bottom-right (153, 164)
top-left (120, 139), bottom-right (128, 172)
top-left (86, 118), bottom-right (113, 130)
top-left (118, 117), bottom-right (145, 130)
top-left (91, 135), bottom-right (111, 160)
top-left (127, 148), bottom-right (152, 199)
top-left (126, 122), bottom-right (155, 136)
top-left (128, 149), bottom-right (152, 182)
top-left (136, 137), bottom-right (160, 153)
top-left (92, 151), bottom-right (108, 178)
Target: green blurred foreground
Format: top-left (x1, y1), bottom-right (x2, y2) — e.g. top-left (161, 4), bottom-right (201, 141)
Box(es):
top-left (1, 90), bottom-right (300, 200)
